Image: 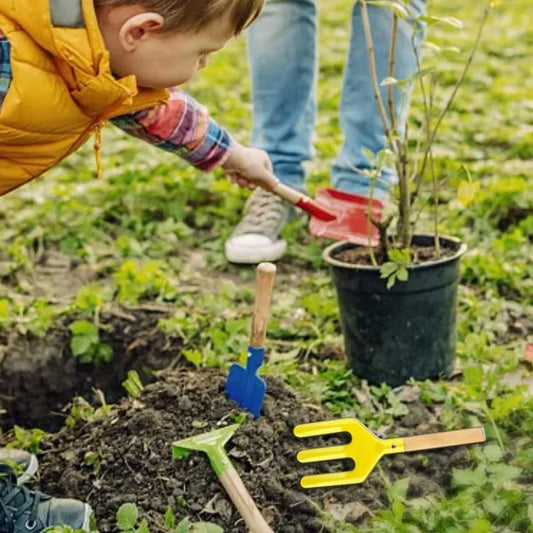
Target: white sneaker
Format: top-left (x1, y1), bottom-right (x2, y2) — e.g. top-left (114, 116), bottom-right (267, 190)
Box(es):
top-left (225, 189), bottom-right (293, 264)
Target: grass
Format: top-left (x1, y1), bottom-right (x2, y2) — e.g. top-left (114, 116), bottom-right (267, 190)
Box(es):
top-left (0, 0), bottom-right (532, 531)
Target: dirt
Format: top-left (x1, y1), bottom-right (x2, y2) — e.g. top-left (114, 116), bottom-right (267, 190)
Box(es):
top-left (333, 243), bottom-right (457, 267)
top-left (24, 369), bottom-right (472, 533)
top-left (0, 310), bottom-right (182, 432)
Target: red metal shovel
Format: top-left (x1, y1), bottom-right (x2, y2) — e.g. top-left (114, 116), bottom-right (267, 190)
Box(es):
top-left (309, 187), bottom-right (384, 245)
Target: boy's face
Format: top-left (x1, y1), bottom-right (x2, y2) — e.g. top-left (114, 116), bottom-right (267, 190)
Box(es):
top-left (96, 5), bottom-right (235, 88)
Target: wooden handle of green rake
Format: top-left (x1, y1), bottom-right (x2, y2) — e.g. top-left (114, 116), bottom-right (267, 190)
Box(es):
top-left (403, 427), bottom-right (486, 452)
top-left (250, 263), bottom-right (276, 348)
top-left (219, 465), bottom-right (274, 533)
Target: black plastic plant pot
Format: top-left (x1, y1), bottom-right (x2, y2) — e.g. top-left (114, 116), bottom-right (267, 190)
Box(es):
top-left (323, 235), bottom-right (467, 387)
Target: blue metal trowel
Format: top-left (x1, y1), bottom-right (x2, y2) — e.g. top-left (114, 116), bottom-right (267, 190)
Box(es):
top-left (225, 262), bottom-right (276, 418)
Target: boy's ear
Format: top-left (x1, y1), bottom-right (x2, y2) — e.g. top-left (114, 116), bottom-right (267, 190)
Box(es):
top-left (118, 12), bottom-right (165, 52)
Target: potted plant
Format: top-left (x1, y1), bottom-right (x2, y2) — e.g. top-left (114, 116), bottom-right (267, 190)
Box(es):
top-left (322, 0), bottom-right (492, 387)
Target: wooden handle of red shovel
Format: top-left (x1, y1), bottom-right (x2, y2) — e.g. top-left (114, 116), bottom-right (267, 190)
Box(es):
top-left (219, 465), bottom-right (274, 532)
top-left (250, 263), bottom-right (276, 348)
top-left (403, 427), bottom-right (486, 452)
top-left (270, 183), bottom-right (337, 222)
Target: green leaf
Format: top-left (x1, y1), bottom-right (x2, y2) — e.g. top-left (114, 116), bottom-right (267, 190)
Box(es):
top-left (164, 507), bottom-right (175, 529)
top-left (458, 181), bottom-right (480, 207)
top-left (96, 343), bottom-right (113, 364)
top-left (388, 248), bottom-right (410, 264)
top-left (396, 267), bottom-right (409, 282)
top-left (122, 370), bottom-right (143, 398)
top-left (176, 518), bottom-right (191, 533)
top-left (361, 146), bottom-right (376, 163)
top-left (483, 444), bottom-right (503, 463)
top-left (387, 273), bottom-right (397, 289)
top-left (69, 320), bottom-right (97, 336)
top-left (191, 524), bottom-right (224, 533)
top-left (389, 477), bottom-right (410, 502)
top-left (381, 76), bottom-right (399, 86)
top-left (182, 349), bottom-right (203, 368)
top-left (137, 519), bottom-right (150, 533)
top-left (367, 0), bottom-right (409, 18)
top-left (116, 503), bottom-right (138, 531)
top-left (380, 262), bottom-right (398, 278)
top-left (452, 465), bottom-right (487, 488)
top-left (486, 463), bottom-right (522, 484)
top-left (468, 519), bottom-right (491, 533)
top-left (71, 335), bottom-right (93, 356)
top-left (419, 15), bottom-right (464, 28)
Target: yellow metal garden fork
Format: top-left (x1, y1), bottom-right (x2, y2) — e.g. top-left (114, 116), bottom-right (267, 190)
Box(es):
top-left (294, 418), bottom-right (486, 488)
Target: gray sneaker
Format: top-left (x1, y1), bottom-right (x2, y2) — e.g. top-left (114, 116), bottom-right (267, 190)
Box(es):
top-left (225, 189), bottom-right (293, 264)
top-left (0, 464), bottom-right (93, 532)
top-left (0, 449), bottom-right (38, 486)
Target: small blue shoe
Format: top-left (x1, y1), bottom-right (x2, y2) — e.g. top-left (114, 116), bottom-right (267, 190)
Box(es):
top-left (0, 464), bottom-right (93, 532)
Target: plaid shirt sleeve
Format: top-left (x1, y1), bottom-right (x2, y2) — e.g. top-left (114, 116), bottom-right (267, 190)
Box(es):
top-left (111, 87), bottom-right (233, 172)
top-left (0, 33), bottom-right (12, 110)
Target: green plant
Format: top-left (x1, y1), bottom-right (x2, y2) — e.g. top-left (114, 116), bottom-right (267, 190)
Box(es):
top-left (6, 425), bottom-right (45, 454)
top-left (114, 260), bottom-right (177, 304)
top-left (69, 319), bottom-right (113, 365)
top-left (359, 0), bottom-right (493, 264)
top-left (116, 504), bottom-right (223, 533)
top-left (64, 396), bottom-right (112, 429)
top-left (380, 248), bottom-right (410, 288)
top-left (122, 370), bottom-right (144, 398)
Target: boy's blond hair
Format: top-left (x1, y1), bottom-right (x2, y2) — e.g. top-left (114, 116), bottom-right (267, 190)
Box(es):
top-left (94, 0), bottom-right (265, 34)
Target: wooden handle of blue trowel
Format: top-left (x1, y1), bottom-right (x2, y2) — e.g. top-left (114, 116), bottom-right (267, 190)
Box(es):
top-left (250, 263), bottom-right (276, 348)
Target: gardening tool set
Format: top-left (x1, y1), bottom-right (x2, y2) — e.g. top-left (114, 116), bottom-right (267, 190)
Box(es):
top-left (173, 263), bottom-right (486, 531)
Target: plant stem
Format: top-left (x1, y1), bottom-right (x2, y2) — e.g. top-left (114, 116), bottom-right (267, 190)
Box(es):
top-left (369, 214), bottom-right (394, 260)
top-left (360, 0), bottom-right (411, 249)
top-left (360, 0), bottom-right (394, 141)
top-left (367, 178), bottom-right (379, 267)
top-left (387, 15), bottom-right (398, 135)
top-left (429, 146), bottom-right (441, 255)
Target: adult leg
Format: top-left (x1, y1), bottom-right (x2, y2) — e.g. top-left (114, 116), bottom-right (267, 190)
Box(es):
top-left (332, 0), bottom-right (428, 199)
top-left (248, 0), bottom-right (318, 191)
top-left (225, 0), bottom-right (318, 263)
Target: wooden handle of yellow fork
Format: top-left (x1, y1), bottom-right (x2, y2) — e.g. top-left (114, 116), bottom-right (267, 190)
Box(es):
top-left (404, 427), bottom-right (486, 452)
top-left (219, 466), bottom-right (273, 533)
top-left (250, 263), bottom-right (276, 348)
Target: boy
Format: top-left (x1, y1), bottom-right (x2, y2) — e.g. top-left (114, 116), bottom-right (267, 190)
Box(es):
top-left (0, 0), bottom-right (271, 531)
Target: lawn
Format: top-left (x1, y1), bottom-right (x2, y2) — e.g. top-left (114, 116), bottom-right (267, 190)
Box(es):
top-left (0, 0), bottom-right (531, 531)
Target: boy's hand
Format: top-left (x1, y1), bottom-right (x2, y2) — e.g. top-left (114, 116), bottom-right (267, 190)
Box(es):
top-left (222, 142), bottom-right (279, 191)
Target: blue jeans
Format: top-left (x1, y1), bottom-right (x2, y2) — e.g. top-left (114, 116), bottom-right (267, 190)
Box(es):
top-left (247, 0), bottom-right (427, 199)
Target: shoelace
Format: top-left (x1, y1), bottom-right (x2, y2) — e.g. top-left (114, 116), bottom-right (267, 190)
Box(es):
top-left (0, 467), bottom-right (43, 532)
top-left (233, 189), bottom-right (291, 239)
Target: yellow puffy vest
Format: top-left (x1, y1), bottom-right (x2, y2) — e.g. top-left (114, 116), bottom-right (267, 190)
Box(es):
top-left (0, 0), bottom-right (168, 197)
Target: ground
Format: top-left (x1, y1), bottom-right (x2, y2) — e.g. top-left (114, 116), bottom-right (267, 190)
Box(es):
top-left (0, 0), bottom-right (532, 531)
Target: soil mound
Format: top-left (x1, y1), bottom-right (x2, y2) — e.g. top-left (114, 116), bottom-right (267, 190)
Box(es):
top-left (36, 369), bottom-right (469, 532)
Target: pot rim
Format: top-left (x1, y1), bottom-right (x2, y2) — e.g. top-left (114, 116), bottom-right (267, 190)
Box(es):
top-left (323, 234), bottom-right (468, 271)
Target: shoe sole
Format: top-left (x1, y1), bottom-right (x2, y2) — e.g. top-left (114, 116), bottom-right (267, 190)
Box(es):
top-left (225, 239), bottom-right (287, 264)
top-left (17, 453), bottom-right (39, 486)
